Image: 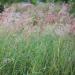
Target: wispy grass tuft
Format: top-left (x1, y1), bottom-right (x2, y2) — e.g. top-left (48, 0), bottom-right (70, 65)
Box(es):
top-left (0, 31), bottom-right (75, 75)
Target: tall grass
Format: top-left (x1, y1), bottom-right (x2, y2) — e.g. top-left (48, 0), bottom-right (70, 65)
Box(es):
top-left (0, 30), bottom-right (75, 75)
top-left (0, 2), bottom-right (75, 75)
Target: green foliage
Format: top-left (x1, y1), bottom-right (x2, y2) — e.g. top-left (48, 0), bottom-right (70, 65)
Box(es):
top-left (0, 30), bottom-right (75, 75)
top-left (70, 3), bottom-right (75, 16)
top-left (30, 0), bottom-right (37, 5)
top-left (0, 0), bottom-right (75, 5)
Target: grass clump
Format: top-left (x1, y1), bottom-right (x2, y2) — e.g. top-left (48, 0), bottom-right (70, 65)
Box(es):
top-left (0, 31), bottom-right (75, 75)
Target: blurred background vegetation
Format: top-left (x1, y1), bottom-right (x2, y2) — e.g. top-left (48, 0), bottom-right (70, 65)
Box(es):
top-left (0, 0), bottom-right (75, 5)
top-left (0, 0), bottom-right (75, 15)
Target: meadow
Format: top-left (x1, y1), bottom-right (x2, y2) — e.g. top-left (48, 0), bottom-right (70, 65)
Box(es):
top-left (0, 2), bottom-right (75, 75)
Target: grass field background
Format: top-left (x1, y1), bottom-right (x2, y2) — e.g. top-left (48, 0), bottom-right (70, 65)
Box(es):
top-left (0, 29), bottom-right (75, 75)
top-left (0, 3), bottom-right (75, 75)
